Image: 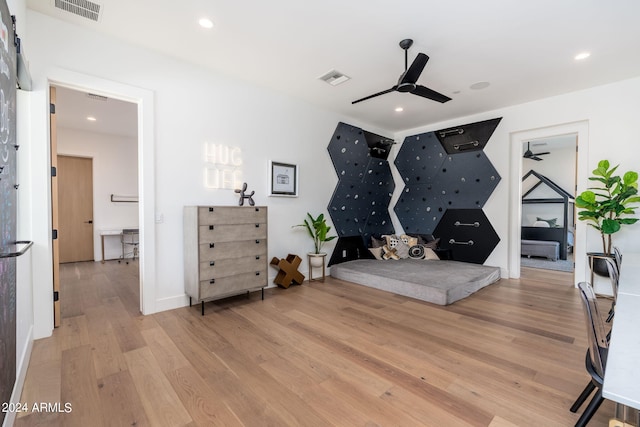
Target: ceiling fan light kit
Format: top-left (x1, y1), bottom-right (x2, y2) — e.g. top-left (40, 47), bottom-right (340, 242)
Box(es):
top-left (352, 39), bottom-right (451, 105)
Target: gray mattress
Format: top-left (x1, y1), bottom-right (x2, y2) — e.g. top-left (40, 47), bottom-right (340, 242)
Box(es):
top-left (330, 259), bottom-right (501, 305)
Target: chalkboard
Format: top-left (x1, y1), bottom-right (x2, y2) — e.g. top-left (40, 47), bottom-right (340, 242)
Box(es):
top-left (0, 0), bottom-right (17, 422)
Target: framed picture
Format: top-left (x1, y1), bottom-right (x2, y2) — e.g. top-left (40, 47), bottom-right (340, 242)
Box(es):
top-left (269, 161), bottom-right (298, 197)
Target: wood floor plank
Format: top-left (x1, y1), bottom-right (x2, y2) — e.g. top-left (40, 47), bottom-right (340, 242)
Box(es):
top-left (97, 370), bottom-right (151, 427)
top-left (18, 260), bottom-right (619, 426)
top-left (165, 365), bottom-right (243, 426)
top-left (123, 346), bottom-right (193, 427)
top-left (60, 344), bottom-right (104, 427)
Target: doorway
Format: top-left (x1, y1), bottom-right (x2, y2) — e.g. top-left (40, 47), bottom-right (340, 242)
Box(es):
top-left (508, 120), bottom-right (589, 283)
top-left (520, 135), bottom-right (577, 273)
top-left (51, 84), bottom-right (140, 320)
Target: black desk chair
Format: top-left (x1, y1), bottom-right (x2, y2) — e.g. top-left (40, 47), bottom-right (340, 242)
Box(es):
top-left (570, 282), bottom-right (609, 427)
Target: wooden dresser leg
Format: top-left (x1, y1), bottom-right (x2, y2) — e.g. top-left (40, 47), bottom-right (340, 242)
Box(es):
top-left (201, 301), bottom-right (204, 316)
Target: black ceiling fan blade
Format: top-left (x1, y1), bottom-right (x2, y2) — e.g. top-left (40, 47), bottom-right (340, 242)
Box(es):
top-left (531, 156), bottom-right (543, 161)
top-left (534, 151), bottom-right (550, 156)
top-left (400, 53), bottom-right (429, 85)
top-left (352, 86), bottom-right (397, 104)
top-left (411, 85), bottom-right (451, 103)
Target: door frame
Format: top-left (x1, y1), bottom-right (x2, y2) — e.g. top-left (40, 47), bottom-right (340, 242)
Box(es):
top-left (48, 69), bottom-right (156, 316)
top-left (508, 120), bottom-right (589, 284)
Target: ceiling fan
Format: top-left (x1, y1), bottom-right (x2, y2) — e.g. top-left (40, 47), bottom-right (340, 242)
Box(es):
top-left (352, 39), bottom-right (451, 105)
top-left (523, 141), bottom-right (550, 161)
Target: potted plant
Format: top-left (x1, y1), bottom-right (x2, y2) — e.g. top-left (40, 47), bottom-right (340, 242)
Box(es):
top-left (293, 213), bottom-right (337, 268)
top-left (575, 159), bottom-right (639, 275)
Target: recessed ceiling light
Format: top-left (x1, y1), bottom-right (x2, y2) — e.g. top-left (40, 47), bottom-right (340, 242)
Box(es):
top-left (575, 52), bottom-right (591, 61)
top-left (199, 17), bottom-right (214, 29)
top-left (470, 81), bottom-right (490, 90)
top-left (395, 107), bottom-right (404, 112)
top-left (86, 116), bottom-right (96, 121)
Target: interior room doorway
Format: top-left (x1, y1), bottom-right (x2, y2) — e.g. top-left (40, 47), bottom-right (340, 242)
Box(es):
top-left (520, 135), bottom-right (577, 273)
top-left (50, 84), bottom-right (139, 321)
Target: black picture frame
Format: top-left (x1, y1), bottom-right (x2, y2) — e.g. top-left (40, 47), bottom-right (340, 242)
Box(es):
top-left (269, 161), bottom-right (298, 197)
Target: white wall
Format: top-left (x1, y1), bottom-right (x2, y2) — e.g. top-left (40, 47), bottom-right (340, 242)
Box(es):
top-left (57, 127), bottom-right (138, 261)
top-left (24, 10), bottom-right (384, 338)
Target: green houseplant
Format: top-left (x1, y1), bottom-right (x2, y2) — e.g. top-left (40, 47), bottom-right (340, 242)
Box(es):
top-left (575, 160), bottom-right (639, 273)
top-left (294, 212), bottom-right (337, 255)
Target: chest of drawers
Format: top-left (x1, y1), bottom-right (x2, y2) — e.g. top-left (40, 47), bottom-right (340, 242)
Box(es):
top-left (184, 206), bottom-right (268, 314)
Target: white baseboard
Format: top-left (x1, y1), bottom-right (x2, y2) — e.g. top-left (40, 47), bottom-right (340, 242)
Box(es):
top-left (3, 326), bottom-right (34, 427)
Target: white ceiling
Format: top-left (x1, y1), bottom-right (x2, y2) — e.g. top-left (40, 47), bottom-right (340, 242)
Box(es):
top-left (29, 0), bottom-right (640, 134)
top-left (53, 85), bottom-right (137, 137)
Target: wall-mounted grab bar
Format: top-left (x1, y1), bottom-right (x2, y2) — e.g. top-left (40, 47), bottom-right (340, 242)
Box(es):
top-left (453, 141), bottom-right (479, 151)
top-left (454, 221), bottom-right (480, 228)
top-left (110, 194), bottom-right (139, 203)
top-left (449, 239), bottom-right (474, 246)
top-left (0, 240), bottom-right (34, 258)
top-left (439, 128), bottom-right (464, 138)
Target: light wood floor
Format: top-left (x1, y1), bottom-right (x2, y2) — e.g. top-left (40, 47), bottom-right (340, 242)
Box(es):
top-left (15, 262), bottom-right (616, 426)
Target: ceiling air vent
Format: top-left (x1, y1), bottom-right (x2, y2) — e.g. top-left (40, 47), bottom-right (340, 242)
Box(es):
top-left (87, 93), bottom-right (108, 101)
top-left (53, 0), bottom-right (102, 22)
top-left (318, 69), bottom-right (350, 86)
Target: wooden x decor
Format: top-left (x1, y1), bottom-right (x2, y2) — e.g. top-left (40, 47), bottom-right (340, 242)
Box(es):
top-left (270, 254), bottom-right (305, 288)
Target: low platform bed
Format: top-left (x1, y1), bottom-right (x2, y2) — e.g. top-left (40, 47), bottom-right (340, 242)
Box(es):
top-left (330, 259), bottom-right (501, 306)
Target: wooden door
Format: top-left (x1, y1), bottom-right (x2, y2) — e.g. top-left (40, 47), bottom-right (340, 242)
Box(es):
top-left (58, 155), bottom-right (94, 263)
top-left (50, 87), bottom-right (60, 327)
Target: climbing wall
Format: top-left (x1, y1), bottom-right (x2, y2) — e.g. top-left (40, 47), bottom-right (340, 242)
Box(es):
top-left (394, 118), bottom-right (502, 263)
top-left (327, 122), bottom-right (395, 265)
top-left (326, 118), bottom-right (502, 265)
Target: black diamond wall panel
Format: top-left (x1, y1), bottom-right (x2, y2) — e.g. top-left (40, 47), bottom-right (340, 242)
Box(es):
top-left (327, 123), bottom-right (395, 265)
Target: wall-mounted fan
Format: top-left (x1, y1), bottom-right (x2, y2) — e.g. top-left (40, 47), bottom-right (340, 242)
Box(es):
top-left (352, 39), bottom-right (451, 105)
top-left (523, 142), bottom-right (550, 161)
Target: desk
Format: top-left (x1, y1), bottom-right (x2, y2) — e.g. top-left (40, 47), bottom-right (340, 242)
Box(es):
top-left (603, 253), bottom-right (640, 410)
top-left (100, 230), bottom-right (122, 263)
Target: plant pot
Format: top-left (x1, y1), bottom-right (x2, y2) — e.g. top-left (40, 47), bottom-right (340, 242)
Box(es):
top-left (587, 252), bottom-right (614, 277)
top-left (308, 252), bottom-right (327, 268)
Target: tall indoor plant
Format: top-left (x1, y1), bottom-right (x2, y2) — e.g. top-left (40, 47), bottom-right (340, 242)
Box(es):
top-left (294, 213), bottom-right (337, 267)
top-left (575, 160), bottom-right (639, 271)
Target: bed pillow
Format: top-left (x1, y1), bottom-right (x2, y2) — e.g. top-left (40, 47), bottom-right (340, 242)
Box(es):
top-left (400, 234), bottom-right (418, 247)
top-left (408, 245), bottom-right (425, 259)
top-left (418, 237), bottom-right (440, 250)
top-left (423, 248), bottom-right (440, 260)
top-left (369, 247), bottom-right (383, 260)
top-left (370, 235), bottom-right (386, 248)
top-left (381, 245), bottom-right (399, 260)
top-left (536, 217), bottom-right (557, 227)
top-left (381, 234), bottom-right (411, 259)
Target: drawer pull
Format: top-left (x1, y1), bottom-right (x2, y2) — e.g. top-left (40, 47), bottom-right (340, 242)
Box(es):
top-left (255, 239), bottom-right (260, 244)
top-left (209, 261), bottom-right (215, 266)
top-left (209, 279), bottom-right (215, 284)
top-left (209, 225), bottom-right (214, 230)
top-left (209, 243), bottom-right (215, 248)
top-left (255, 272), bottom-right (260, 276)
top-left (256, 256), bottom-right (260, 260)
top-left (209, 207), bottom-right (214, 212)
top-left (255, 207), bottom-right (259, 212)
top-left (255, 223), bottom-right (260, 228)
